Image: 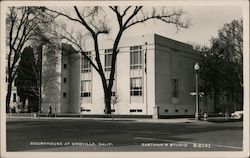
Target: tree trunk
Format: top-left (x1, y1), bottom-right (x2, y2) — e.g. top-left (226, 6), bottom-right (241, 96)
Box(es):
top-left (104, 89), bottom-right (112, 114)
top-left (6, 83), bottom-right (12, 113)
top-left (6, 76), bottom-right (15, 113)
top-left (213, 90), bottom-right (220, 112)
top-left (20, 97), bottom-right (26, 110)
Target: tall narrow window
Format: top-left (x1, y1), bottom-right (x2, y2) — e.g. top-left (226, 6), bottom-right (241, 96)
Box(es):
top-left (81, 51), bottom-right (91, 73)
top-left (105, 49), bottom-right (116, 96)
top-left (130, 45), bottom-right (143, 98)
top-left (105, 49), bottom-right (112, 71)
top-left (130, 46), bottom-right (142, 69)
top-left (63, 78), bottom-right (67, 83)
top-left (81, 51), bottom-right (92, 101)
top-left (63, 64), bottom-right (67, 69)
top-left (81, 80), bottom-right (91, 97)
top-left (13, 93), bottom-right (16, 102)
top-left (172, 79), bottom-right (179, 98)
top-left (63, 92), bottom-right (67, 98)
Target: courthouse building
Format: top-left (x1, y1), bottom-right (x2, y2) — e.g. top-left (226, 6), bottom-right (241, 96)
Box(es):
top-left (41, 34), bottom-right (210, 118)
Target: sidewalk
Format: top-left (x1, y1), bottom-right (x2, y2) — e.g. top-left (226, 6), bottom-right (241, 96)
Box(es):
top-left (6, 115), bottom-right (215, 124)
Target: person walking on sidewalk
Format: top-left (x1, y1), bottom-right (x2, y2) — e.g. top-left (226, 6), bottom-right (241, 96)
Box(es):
top-left (48, 106), bottom-right (52, 117)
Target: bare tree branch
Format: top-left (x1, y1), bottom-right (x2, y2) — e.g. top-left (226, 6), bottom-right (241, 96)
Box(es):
top-left (49, 22), bottom-right (100, 72)
top-left (121, 6), bottom-right (132, 17)
top-left (74, 6), bottom-right (96, 36)
top-left (109, 6), bottom-right (123, 28)
top-left (125, 8), bottom-right (189, 29)
top-left (123, 6), bottom-right (143, 29)
top-left (45, 7), bottom-right (84, 26)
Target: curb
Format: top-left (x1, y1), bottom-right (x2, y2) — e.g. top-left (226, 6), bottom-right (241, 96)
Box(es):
top-left (6, 116), bottom-right (215, 124)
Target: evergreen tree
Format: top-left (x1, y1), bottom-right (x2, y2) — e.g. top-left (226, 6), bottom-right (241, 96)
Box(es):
top-left (15, 46), bottom-right (40, 112)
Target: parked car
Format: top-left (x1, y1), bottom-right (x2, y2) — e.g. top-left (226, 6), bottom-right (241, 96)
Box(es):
top-left (231, 111), bottom-right (243, 119)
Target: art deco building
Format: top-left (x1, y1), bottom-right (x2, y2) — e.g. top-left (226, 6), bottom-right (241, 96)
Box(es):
top-left (41, 34), bottom-right (212, 118)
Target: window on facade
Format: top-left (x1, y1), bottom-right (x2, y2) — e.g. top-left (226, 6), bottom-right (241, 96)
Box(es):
top-left (172, 79), bottom-right (179, 98)
top-left (81, 80), bottom-right (91, 97)
top-left (81, 108), bottom-right (91, 112)
top-left (13, 93), bottom-right (16, 102)
top-left (81, 51), bottom-right (91, 73)
top-left (63, 64), bottom-right (67, 69)
top-left (130, 109), bottom-right (142, 113)
top-left (63, 92), bottom-right (67, 97)
top-left (105, 49), bottom-right (112, 71)
top-left (130, 77), bottom-right (142, 96)
top-left (63, 78), bottom-right (67, 83)
top-left (130, 46), bottom-right (142, 69)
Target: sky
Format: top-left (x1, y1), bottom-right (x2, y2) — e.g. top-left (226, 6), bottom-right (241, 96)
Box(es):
top-left (122, 6), bottom-right (243, 46)
top-left (55, 5), bottom-right (243, 48)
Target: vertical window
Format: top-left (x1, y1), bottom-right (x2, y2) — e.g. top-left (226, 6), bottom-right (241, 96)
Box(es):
top-left (63, 64), bottom-right (67, 69)
top-left (63, 92), bottom-right (67, 97)
top-left (105, 49), bottom-right (112, 71)
top-left (81, 80), bottom-right (91, 97)
top-left (81, 51), bottom-right (92, 101)
top-left (130, 46), bottom-right (142, 69)
top-left (105, 49), bottom-right (116, 95)
top-left (81, 51), bottom-right (91, 73)
top-left (63, 78), bottom-right (67, 83)
top-left (13, 93), bottom-right (16, 102)
top-left (130, 77), bottom-right (142, 96)
top-left (130, 45), bottom-right (143, 97)
top-left (172, 79), bottom-right (179, 98)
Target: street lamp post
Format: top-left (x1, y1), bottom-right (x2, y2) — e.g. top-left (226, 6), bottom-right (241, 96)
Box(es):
top-left (194, 63), bottom-right (200, 120)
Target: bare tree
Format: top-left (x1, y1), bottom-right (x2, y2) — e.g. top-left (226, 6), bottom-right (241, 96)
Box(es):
top-left (6, 6), bottom-right (57, 112)
top-left (46, 6), bottom-right (189, 114)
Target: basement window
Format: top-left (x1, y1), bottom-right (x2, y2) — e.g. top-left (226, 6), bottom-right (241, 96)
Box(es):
top-left (185, 109), bottom-right (188, 113)
top-left (130, 109), bottom-right (142, 113)
top-left (165, 109), bottom-right (169, 113)
top-left (175, 109), bottom-right (179, 113)
top-left (81, 92), bottom-right (91, 97)
top-left (81, 109), bottom-right (91, 112)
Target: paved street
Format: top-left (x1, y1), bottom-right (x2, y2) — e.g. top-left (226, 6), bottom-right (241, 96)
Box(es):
top-left (6, 118), bottom-right (243, 151)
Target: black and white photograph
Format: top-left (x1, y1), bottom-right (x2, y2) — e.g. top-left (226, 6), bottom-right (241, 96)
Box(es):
top-left (0, 0), bottom-right (249, 158)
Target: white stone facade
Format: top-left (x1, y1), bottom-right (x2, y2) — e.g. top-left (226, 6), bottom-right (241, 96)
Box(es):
top-left (41, 34), bottom-right (207, 117)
